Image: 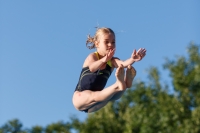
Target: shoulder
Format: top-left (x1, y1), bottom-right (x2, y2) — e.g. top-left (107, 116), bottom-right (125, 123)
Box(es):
top-left (87, 52), bottom-right (98, 60)
top-left (111, 57), bottom-right (121, 68)
top-left (112, 57), bottom-right (120, 60)
top-left (83, 52), bottom-right (98, 67)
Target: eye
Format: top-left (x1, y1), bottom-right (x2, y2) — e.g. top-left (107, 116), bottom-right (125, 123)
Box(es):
top-left (104, 41), bottom-right (109, 44)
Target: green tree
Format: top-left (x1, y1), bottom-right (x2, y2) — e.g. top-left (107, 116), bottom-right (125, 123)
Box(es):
top-left (44, 121), bottom-right (71, 133)
top-left (29, 125), bottom-right (43, 133)
top-left (164, 42), bottom-right (200, 132)
top-left (0, 119), bottom-right (27, 133)
top-left (0, 119), bottom-right (72, 133)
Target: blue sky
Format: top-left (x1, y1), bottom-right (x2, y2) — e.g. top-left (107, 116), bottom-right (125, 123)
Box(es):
top-left (0, 0), bottom-right (200, 128)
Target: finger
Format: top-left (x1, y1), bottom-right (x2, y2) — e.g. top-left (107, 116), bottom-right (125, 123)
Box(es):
top-left (138, 50), bottom-right (143, 55)
top-left (138, 49), bottom-right (145, 55)
top-left (141, 48), bottom-right (146, 53)
top-left (141, 50), bottom-right (146, 56)
top-left (137, 48), bottom-right (142, 53)
top-left (133, 49), bottom-right (136, 54)
top-left (139, 48), bottom-right (145, 54)
top-left (112, 48), bottom-right (116, 53)
top-left (141, 53), bottom-right (146, 58)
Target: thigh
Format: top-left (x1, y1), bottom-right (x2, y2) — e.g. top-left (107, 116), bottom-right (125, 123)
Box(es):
top-left (72, 90), bottom-right (100, 111)
top-left (109, 90), bottom-right (125, 101)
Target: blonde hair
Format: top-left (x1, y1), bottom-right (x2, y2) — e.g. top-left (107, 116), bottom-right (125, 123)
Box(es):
top-left (86, 27), bottom-right (115, 49)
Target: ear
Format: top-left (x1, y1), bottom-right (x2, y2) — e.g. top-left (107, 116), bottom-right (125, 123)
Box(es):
top-left (95, 41), bottom-right (99, 48)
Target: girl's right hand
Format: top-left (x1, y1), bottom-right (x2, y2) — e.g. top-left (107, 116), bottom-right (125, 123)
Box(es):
top-left (102, 49), bottom-right (115, 63)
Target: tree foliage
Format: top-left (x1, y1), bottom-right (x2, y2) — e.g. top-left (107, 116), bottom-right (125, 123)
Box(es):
top-left (1, 42), bottom-right (200, 133)
top-left (0, 120), bottom-right (71, 133)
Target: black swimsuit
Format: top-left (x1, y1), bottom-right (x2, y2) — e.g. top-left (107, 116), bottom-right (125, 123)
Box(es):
top-left (74, 62), bottom-right (112, 92)
top-left (75, 52), bottom-right (113, 92)
top-left (74, 52), bottom-right (113, 113)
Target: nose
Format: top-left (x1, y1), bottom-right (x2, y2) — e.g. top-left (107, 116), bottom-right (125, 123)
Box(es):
top-left (108, 43), bottom-right (115, 48)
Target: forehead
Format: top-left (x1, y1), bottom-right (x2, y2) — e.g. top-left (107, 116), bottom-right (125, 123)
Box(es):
top-left (100, 33), bottom-right (115, 40)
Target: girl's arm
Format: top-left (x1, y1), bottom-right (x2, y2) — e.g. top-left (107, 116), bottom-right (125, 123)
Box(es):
top-left (87, 55), bottom-right (105, 72)
top-left (112, 48), bottom-right (146, 68)
top-left (83, 49), bottom-right (115, 72)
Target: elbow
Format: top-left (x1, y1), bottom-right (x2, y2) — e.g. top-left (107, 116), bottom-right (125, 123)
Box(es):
top-left (119, 63), bottom-right (127, 68)
top-left (89, 67), bottom-right (96, 72)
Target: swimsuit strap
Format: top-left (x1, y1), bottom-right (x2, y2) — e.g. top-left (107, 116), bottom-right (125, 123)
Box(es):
top-left (94, 52), bottom-right (112, 67)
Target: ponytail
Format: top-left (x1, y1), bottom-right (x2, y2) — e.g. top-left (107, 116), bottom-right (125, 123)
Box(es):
top-left (86, 34), bottom-right (96, 49)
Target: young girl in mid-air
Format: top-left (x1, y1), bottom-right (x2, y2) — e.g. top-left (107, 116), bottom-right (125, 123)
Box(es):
top-left (72, 27), bottom-right (146, 113)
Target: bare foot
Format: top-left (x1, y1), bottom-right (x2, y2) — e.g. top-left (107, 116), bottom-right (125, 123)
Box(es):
top-left (125, 65), bottom-right (136, 88)
top-left (115, 65), bottom-right (126, 91)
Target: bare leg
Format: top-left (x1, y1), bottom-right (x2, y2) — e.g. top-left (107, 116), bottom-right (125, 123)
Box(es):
top-left (72, 65), bottom-right (126, 111)
top-left (109, 90), bottom-right (125, 101)
top-left (87, 101), bottom-right (109, 113)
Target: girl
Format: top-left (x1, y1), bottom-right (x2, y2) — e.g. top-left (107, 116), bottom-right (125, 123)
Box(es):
top-left (72, 27), bottom-right (146, 113)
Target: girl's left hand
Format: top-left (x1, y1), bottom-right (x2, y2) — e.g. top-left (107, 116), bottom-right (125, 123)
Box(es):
top-left (131, 48), bottom-right (146, 62)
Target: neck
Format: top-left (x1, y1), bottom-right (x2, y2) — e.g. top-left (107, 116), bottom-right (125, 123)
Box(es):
top-left (96, 51), bottom-right (105, 59)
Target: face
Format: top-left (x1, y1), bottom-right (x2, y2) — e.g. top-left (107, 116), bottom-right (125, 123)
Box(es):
top-left (95, 33), bottom-right (116, 56)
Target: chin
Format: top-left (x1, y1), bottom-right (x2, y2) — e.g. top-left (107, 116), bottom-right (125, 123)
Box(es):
top-left (104, 52), bottom-right (109, 56)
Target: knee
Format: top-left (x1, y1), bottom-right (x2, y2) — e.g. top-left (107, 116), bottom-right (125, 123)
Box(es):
top-left (72, 92), bottom-right (82, 110)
